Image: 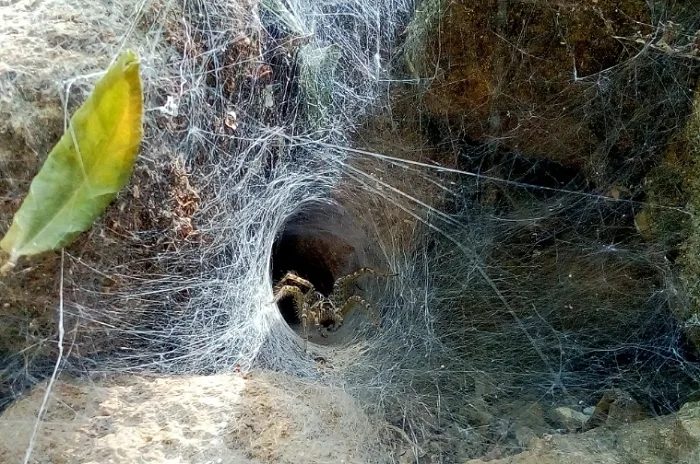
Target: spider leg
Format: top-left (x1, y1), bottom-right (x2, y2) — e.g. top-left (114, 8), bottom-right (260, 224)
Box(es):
top-left (275, 271), bottom-right (313, 292)
top-left (270, 284), bottom-right (306, 306)
top-left (270, 285), bottom-right (312, 352)
top-left (339, 295), bottom-right (380, 326)
top-left (301, 301), bottom-right (310, 352)
top-left (310, 301), bottom-right (328, 338)
top-left (333, 267), bottom-right (397, 297)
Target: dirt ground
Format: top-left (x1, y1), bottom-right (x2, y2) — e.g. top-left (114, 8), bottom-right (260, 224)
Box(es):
top-left (0, 370), bottom-right (392, 464)
top-left (467, 399), bottom-right (700, 464)
top-left (2, 369), bottom-right (699, 464)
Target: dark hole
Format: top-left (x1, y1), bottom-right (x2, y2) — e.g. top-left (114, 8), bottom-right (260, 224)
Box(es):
top-left (270, 202), bottom-right (363, 327)
top-left (271, 232), bottom-right (336, 325)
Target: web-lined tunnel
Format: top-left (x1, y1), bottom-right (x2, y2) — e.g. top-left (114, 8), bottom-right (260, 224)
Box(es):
top-left (270, 202), bottom-right (370, 346)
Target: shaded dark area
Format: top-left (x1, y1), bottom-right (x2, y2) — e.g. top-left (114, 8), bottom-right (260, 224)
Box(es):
top-left (397, 0), bottom-right (700, 427)
top-left (0, 357), bottom-right (54, 414)
top-left (568, 317), bottom-right (700, 415)
top-left (456, 143), bottom-right (591, 202)
top-left (429, 147), bottom-right (700, 415)
top-left (270, 202), bottom-right (364, 325)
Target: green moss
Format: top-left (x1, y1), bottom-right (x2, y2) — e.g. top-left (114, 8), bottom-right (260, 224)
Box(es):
top-left (676, 80), bottom-right (700, 350)
top-left (635, 147), bottom-right (692, 247)
top-left (402, 0), bottom-right (444, 79)
top-left (297, 43), bottom-right (341, 129)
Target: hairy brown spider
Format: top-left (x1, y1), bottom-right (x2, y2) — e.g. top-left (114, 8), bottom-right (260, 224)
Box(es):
top-left (271, 267), bottom-right (395, 351)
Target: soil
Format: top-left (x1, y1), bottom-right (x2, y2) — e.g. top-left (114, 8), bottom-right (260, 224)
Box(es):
top-left (0, 371), bottom-right (391, 464)
top-left (466, 399), bottom-right (700, 464)
top-left (2, 371), bottom-right (699, 464)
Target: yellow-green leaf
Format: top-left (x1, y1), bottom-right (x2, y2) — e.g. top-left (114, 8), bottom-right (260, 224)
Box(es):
top-left (0, 50), bottom-right (143, 272)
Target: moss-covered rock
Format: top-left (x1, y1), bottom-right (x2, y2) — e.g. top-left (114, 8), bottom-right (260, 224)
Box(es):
top-left (468, 399), bottom-right (700, 464)
top-left (677, 80), bottom-right (700, 351)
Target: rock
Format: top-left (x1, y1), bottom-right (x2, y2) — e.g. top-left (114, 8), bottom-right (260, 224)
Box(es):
top-left (514, 425), bottom-right (538, 450)
top-left (397, 447), bottom-right (417, 464)
top-left (676, 78), bottom-right (700, 354)
top-left (549, 407), bottom-right (589, 431)
top-left (585, 389), bottom-right (649, 431)
top-left (501, 400), bottom-right (551, 444)
top-left (606, 395), bottom-right (650, 428)
top-left (0, 372), bottom-right (391, 463)
top-left (466, 400), bottom-right (700, 464)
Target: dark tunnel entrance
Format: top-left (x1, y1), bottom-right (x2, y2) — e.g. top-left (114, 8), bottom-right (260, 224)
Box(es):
top-left (270, 202), bottom-right (365, 334)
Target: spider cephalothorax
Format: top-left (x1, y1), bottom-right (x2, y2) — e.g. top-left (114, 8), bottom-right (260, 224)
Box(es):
top-left (271, 267), bottom-right (395, 351)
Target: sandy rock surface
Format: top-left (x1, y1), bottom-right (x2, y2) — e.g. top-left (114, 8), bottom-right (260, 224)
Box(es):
top-left (3, 370), bottom-right (700, 464)
top-left (467, 400), bottom-right (700, 464)
top-left (0, 371), bottom-right (388, 464)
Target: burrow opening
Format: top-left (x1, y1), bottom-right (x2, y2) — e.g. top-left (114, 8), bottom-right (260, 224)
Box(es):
top-left (270, 202), bottom-right (368, 346)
